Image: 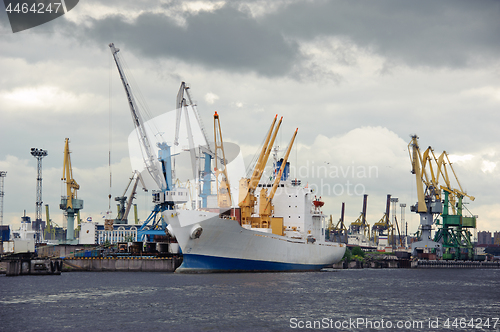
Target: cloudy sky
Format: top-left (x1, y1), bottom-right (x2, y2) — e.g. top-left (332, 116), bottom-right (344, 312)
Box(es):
top-left (1, 0), bottom-right (499, 236)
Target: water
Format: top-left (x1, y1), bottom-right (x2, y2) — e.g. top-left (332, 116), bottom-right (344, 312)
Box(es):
top-left (1, 269), bottom-right (499, 331)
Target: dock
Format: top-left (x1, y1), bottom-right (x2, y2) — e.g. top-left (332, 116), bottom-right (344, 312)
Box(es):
top-left (62, 256), bottom-right (183, 272)
top-left (413, 260), bottom-right (500, 269)
top-left (3, 255), bottom-right (63, 276)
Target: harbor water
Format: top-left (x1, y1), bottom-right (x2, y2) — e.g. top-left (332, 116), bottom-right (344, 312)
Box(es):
top-left (1, 269), bottom-right (499, 331)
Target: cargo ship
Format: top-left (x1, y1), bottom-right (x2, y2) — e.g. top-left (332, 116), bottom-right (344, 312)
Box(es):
top-left (165, 115), bottom-right (346, 272)
top-left (165, 182), bottom-right (346, 272)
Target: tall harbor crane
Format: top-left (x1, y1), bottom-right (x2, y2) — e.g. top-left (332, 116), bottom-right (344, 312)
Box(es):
top-left (175, 82), bottom-right (216, 209)
top-left (115, 171), bottom-right (147, 224)
top-left (109, 43), bottom-right (188, 240)
top-left (408, 135), bottom-right (476, 258)
top-left (408, 135), bottom-right (442, 256)
top-left (328, 202), bottom-right (347, 243)
top-left (432, 150), bottom-right (476, 260)
top-left (213, 111), bottom-right (232, 209)
top-left (349, 194), bottom-right (370, 241)
top-left (372, 194), bottom-right (392, 246)
top-left (109, 43), bottom-right (166, 192)
top-left (60, 138), bottom-right (83, 241)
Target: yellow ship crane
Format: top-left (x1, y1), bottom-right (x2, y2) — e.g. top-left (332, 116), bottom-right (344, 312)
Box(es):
top-left (258, 128), bottom-right (298, 234)
top-left (60, 138), bottom-right (83, 241)
top-left (213, 111), bottom-right (232, 209)
top-left (238, 115), bottom-right (282, 226)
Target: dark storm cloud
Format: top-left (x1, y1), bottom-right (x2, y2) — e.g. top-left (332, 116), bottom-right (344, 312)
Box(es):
top-left (262, 0), bottom-right (500, 68)
top-left (8, 0), bottom-right (497, 76)
top-left (76, 5), bottom-right (299, 77)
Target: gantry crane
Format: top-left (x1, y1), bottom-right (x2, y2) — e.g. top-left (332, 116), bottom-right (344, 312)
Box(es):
top-left (328, 202), bottom-right (347, 243)
top-left (213, 111), bottom-right (232, 209)
top-left (408, 135), bottom-right (476, 258)
top-left (371, 194), bottom-right (392, 246)
top-left (175, 82), bottom-right (216, 209)
top-left (115, 171), bottom-right (147, 224)
top-left (349, 194), bottom-right (370, 240)
top-left (432, 151), bottom-right (476, 260)
top-left (60, 138), bottom-right (83, 241)
top-left (109, 43), bottom-right (188, 241)
top-left (238, 115), bottom-right (282, 226)
top-left (109, 43), bottom-right (167, 192)
top-left (408, 135), bottom-right (443, 256)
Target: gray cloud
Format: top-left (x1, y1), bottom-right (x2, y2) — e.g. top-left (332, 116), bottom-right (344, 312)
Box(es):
top-left (72, 5), bottom-right (299, 77)
top-left (261, 0), bottom-right (500, 69)
top-left (53, 0), bottom-right (500, 83)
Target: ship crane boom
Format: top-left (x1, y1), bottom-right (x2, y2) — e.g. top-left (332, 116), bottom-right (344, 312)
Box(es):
top-left (238, 115), bottom-right (282, 225)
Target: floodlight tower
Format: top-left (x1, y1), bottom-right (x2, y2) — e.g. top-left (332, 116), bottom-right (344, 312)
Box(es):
top-left (31, 148), bottom-right (48, 223)
top-left (0, 171), bottom-right (6, 225)
top-left (400, 203), bottom-right (407, 247)
top-left (390, 197), bottom-right (398, 246)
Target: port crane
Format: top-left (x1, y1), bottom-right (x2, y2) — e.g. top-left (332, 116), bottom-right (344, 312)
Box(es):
top-left (432, 150), bottom-right (476, 260)
top-left (175, 82), bottom-right (219, 209)
top-left (109, 43), bottom-right (167, 192)
top-left (213, 111), bottom-right (232, 208)
top-left (109, 43), bottom-right (188, 241)
top-left (115, 171), bottom-right (147, 224)
top-left (371, 194), bottom-right (393, 246)
top-left (60, 138), bottom-right (83, 241)
top-left (408, 135), bottom-right (442, 256)
top-left (349, 194), bottom-right (370, 242)
top-left (328, 202), bottom-right (347, 243)
top-left (408, 135), bottom-right (476, 258)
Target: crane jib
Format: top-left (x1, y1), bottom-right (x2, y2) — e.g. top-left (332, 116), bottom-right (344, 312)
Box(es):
top-left (109, 43), bottom-right (167, 191)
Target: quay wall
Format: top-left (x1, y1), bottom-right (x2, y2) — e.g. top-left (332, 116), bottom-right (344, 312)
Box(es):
top-left (414, 260), bottom-right (500, 269)
top-left (62, 256), bottom-right (182, 272)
